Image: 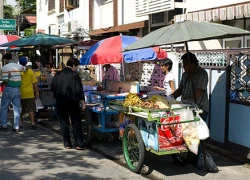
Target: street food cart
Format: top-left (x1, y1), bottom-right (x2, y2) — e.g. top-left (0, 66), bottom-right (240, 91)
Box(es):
top-left (108, 93), bottom-right (206, 173)
top-left (83, 80), bottom-right (140, 143)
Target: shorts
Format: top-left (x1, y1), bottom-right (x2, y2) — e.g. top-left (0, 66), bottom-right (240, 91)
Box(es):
top-left (21, 98), bottom-right (36, 113)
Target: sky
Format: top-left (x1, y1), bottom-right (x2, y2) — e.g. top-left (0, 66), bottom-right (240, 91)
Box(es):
top-left (5, 0), bottom-right (17, 6)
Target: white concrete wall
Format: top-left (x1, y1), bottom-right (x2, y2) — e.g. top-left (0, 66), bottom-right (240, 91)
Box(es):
top-left (188, 40), bottom-right (223, 50)
top-left (37, 1), bottom-right (89, 35)
top-left (64, 1), bottom-right (89, 28)
top-left (186, 0), bottom-right (249, 12)
top-left (36, 0), bottom-right (50, 33)
top-left (100, 2), bottom-right (113, 28)
top-left (93, 0), bottom-right (101, 29)
top-left (118, 0), bottom-right (148, 25)
top-left (93, 0), bottom-right (148, 29)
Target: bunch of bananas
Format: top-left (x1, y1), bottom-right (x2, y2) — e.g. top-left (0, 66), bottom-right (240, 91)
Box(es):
top-left (123, 93), bottom-right (142, 107)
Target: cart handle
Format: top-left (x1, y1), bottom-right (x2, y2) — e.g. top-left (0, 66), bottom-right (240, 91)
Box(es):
top-left (158, 118), bottom-right (200, 125)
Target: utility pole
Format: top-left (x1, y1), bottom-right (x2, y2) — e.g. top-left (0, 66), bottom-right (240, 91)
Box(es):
top-left (17, 0), bottom-right (21, 36)
top-left (0, 0), bottom-right (3, 35)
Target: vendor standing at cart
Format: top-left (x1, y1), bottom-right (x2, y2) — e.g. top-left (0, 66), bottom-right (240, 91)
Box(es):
top-left (153, 58), bottom-right (175, 96)
top-left (102, 64), bottom-right (120, 81)
top-left (171, 52), bottom-right (209, 168)
top-left (171, 52), bottom-right (209, 119)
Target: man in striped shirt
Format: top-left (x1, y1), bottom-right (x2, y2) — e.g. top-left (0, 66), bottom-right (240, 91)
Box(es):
top-left (0, 53), bottom-right (24, 132)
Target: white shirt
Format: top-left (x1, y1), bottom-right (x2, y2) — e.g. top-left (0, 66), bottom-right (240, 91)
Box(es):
top-left (163, 72), bottom-right (175, 96)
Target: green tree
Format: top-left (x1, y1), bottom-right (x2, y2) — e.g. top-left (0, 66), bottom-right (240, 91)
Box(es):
top-left (16, 0), bottom-right (36, 11)
top-left (3, 5), bottom-right (14, 19)
top-left (24, 25), bottom-right (36, 36)
top-left (3, 5), bottom-right (15, 34)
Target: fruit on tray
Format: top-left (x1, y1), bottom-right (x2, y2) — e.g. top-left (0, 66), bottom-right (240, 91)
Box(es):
top-left (123, 93), bottom-right (142, 107)
top-left (149, 95), bottom-right (170, 109)
top-left (123, 93), bottom-right (170, 110)
top-left (140, 100), bottom-right (156, 108)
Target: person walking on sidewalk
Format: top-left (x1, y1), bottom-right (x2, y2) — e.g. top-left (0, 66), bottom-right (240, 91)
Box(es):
top-left (19, 57), bottom-right (39, 130)
top-left (0, 53), bottom-right (25, 132)
top-left (51, 57), bottom-right (86, 150)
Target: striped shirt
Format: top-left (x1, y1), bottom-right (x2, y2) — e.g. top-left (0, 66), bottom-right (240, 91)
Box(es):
top-left (2, 62), bottom-right (24, 88)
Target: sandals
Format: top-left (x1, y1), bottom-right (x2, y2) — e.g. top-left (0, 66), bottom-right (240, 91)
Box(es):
top-left (65, 146), bottom-right (72, 149)
top-left (76, 146), bottom-right (85, 150)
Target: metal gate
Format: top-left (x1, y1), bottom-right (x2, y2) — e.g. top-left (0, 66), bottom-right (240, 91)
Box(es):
top-left (188, 49), bottom-right (250, 152)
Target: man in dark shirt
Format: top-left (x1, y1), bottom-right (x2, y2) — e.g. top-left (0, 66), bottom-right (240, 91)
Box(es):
top-left (172, 52), bottom-right (210, 169)
top-left (51, 58), bottom-right (85, 150)
top-left (172, 52), bottom-right (208, 118)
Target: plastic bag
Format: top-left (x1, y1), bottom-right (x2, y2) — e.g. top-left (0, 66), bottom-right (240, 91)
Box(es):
top-left (196, 115), bottom-right (210, 140)
top-left (35, 97), bottom-right (44, 111)
top-left (181, 122), bottom-right (200, 154)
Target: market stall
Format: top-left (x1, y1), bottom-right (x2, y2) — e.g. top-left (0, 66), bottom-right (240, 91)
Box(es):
top-left (0, 34), bottom-right (76, 119)
top-left (109, 93), bottom-right (209, 173)
top-left (84, 80), bottom-right (140, 135)
top-left (79, 35), bottom-right (166, 144)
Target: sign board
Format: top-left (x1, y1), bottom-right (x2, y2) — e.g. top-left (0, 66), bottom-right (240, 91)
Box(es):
top-left (0, 19), bottom-right (16, 30)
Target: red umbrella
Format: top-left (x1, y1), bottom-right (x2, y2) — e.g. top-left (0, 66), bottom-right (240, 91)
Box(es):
top-left (80, 35), bottom-right (167, 65)
top-left (0, 35), bottom-right (19, 50)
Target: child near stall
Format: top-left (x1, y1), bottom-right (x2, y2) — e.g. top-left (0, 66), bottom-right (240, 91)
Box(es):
top-left (153, 58), bottom-right (175, 97)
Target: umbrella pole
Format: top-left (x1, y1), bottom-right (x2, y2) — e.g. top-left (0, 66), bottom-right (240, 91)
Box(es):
top-left (184, 41), bottom-right (191, 63)
top-left (121, 60), bottom-right (125, 82)
top-left (184, 41), bottom-right (189, 53)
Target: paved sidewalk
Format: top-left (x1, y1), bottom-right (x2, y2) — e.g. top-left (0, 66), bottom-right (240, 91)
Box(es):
top-left (2, 110), bottom-right (250, 180)
top-left (36, 112), bottom-right (250, 180)
top-left (0, 121), bottom-right (146, 180)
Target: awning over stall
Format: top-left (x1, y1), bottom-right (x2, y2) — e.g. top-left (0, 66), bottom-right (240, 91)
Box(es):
top-left (175, 2), bottom-right (250, 23)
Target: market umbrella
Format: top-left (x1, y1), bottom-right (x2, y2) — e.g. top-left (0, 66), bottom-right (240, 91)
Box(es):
top-left (54, 39), bottom-right (99, 48)
top-left (123, 21), bottom-right (250, 52)
top-left (0, 35), bottom-right (20, 50)
top-left (80, 35), bottom-right (166, 65)
top-left (0, 33), bottom-right (76, 47)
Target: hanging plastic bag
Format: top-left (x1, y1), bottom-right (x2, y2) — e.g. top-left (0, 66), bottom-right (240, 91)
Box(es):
top-left (181, 122), bottom-right (200, 154)
top-left (196, 115), bottom-right (210, 140)
top-left (35, 97), bottom-right (44, 111)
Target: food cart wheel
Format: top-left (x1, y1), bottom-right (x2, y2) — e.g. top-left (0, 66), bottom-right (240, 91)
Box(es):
top-left (123, 124), bottom-right (145, 173)
top-left (81, 109), bottom-right (93, 147)
top-left (171, 151), bottom-right (194, 166)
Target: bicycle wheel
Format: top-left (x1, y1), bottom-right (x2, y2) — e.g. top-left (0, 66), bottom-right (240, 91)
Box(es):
top-left (123, 124), bottom-right (145, 173)
top-left (81, 109), bottom-right (93, 147)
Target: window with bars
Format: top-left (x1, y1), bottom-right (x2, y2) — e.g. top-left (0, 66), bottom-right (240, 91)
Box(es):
top-left (48, 0), bottom-right (55, 11)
